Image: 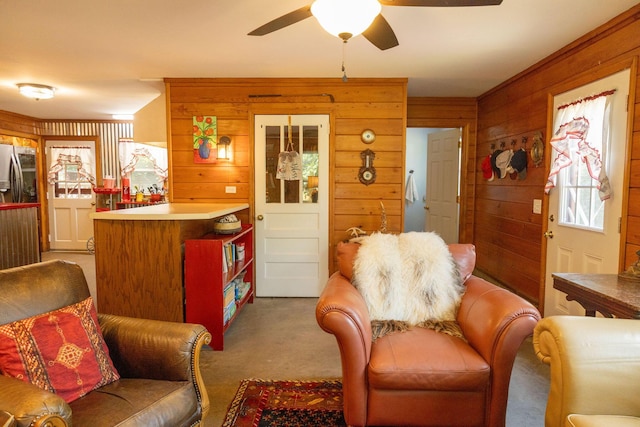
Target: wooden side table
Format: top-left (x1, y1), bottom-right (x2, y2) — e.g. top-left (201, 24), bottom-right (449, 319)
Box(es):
top-left (552, 273), bottom-right (640, 319)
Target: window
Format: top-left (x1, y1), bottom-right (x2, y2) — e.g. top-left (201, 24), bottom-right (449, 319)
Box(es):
top-left (130, 155), bottom-right (165, 194)
top-left (560, 158), bottom-right (604, 230)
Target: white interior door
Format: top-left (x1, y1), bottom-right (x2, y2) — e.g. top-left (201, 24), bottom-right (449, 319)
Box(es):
top-left (544, 69), bottom-right (630, 316)
top-left (254, 115), bottom-right (329, 297)
top-left (46, 140), bottom-right (97, 251)
top-left (424, 128), bottom-right (461, 243)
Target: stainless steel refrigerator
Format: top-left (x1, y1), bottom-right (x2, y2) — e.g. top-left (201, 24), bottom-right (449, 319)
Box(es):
top-left (0, 144), bottom-right (37, 203)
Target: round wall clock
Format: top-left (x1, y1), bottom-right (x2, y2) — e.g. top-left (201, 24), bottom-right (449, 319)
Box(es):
top-left (361, 129), bottom-right (376, 144)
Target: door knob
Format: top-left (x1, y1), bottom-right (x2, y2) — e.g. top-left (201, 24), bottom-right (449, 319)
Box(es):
top-left (257, 215), bottom-right (264, 221)
top-left (544, 230), bottom-right (554, 239)
top-left (424, 206), bottom-right (430, 210)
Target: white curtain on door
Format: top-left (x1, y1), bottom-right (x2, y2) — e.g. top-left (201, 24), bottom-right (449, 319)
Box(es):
top-left (47, 146), bottom-right (96, 185)
top-left (544, 89), bottom-right (615, 200)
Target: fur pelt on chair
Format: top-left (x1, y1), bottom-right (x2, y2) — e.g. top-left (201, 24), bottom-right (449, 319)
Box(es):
top-left (352, 232), bottom-right (465, 341)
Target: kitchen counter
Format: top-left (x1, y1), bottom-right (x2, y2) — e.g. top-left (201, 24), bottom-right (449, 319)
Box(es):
top-left (92, 202), bottom-right (250, 322)
top-left (0, 202), bottom-right (40, 211)
top-left (90, 202), bottom-right (248, 220)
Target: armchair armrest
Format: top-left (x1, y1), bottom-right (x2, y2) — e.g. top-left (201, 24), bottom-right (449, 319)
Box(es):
top-left (457, 276), bottom-right (541, 427)
top-left (98, 314), bottom-right (212, 418)
top-left (533, 316), bottom-right (640, 427)
top-left (316, 272), bottom-right (372, 426)
top-left (0, 375), bottom-right (70, 427)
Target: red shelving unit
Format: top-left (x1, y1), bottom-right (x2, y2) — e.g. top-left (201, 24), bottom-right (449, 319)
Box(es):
top-left (184, 224), bottom-right (254, 350)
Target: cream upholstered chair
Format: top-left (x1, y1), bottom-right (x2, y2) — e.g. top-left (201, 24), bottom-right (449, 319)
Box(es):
top-left (533, 316), bottom-right (640, 427)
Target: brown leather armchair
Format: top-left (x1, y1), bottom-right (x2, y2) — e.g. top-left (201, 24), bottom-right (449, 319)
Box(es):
top-left (0, 260), bottom-right (212, 427)
top-left (316, 242), bottom-right (541, 427)
top-left (533, 316), bottom-right (640, 427)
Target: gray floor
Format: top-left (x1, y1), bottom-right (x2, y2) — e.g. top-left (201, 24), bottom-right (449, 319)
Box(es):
top-left (42, 251), bottom-right (550, 427)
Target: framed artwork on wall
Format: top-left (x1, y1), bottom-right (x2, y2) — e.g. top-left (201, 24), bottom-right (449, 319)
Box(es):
top-left (193, 116), bottom-right (217, 163)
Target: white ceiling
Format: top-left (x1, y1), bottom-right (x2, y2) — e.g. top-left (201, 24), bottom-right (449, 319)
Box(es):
top-left (1, 0), bottom-right (638, 120)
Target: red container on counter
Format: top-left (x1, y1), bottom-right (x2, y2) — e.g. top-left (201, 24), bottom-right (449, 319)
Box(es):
top-left (122, 178), bottom-right (130, 201)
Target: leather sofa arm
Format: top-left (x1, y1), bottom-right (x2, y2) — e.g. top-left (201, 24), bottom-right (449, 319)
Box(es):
top-left (316, 272), bottom-right (372, 427)
top-left (457, 276), bottom-right (541, 427)
top-left (98, 314), bottom-right (212, 419)
top-left (0, 375), bottom-right (70, 427)
top-left (533, 316), bottom-right (640, 427)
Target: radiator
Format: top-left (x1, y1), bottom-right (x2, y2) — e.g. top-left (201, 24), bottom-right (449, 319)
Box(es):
top-left (0, 206), bottom-right (40, 270)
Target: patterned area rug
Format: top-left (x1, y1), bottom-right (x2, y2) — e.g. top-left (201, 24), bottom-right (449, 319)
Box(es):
top-left (222, 379), bottom-right (346, 427)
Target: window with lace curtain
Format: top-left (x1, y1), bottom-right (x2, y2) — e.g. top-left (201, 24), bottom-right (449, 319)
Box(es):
top-left (118, 140), bottom-right (168, 195)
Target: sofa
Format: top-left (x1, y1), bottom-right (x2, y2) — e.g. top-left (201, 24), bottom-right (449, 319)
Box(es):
top-left (316, 241), bottom-right (541, 427)
top-left (533, 315), bottom-right (640, 427)
top-left (0, 260), bottom-right (211, 427)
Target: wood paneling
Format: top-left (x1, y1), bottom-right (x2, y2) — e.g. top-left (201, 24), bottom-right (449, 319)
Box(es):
top-left (476, 4), bottom-right (640, 307)
top-left (166, 77), bottom-right (408, 274)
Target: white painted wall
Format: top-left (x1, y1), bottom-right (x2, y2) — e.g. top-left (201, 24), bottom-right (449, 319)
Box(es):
top-left (404, 128), bottom-right (429, 232)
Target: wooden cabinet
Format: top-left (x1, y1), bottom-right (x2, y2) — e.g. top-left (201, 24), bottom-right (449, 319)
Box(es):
top-left (184, 224), bottom-right (254, 350)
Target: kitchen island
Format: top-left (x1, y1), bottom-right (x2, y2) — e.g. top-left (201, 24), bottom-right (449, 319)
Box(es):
top-left (91, 202), bottom-right (249, 322)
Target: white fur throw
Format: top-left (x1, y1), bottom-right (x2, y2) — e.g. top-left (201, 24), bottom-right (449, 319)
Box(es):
top-left (352, 232), bottom-right (465, 339)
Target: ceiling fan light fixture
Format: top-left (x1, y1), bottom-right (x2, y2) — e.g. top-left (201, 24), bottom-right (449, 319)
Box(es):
top-left (17, 83), bottom-right (56, 100)
top-left (311, 0), bottom-right (382, 39)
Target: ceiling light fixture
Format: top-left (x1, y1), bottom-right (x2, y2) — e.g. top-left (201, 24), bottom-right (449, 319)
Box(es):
top-left (17, 83), bottom-right (56, 100)
top-left (311, 0), bottom-right (381, 42)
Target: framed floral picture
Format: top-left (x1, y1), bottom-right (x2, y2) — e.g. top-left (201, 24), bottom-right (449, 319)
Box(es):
top-left (193, 116), bottom-right (217, 163)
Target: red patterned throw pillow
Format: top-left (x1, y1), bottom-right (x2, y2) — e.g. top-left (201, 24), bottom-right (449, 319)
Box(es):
top-left (0, 297), bottom-right (119, 403)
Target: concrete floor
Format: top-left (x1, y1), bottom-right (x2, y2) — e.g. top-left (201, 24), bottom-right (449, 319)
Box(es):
top-left (42, 251), bottom-right (549, 427)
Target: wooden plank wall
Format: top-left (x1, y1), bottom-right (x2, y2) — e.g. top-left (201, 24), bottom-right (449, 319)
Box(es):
top-left (165, 78), bottom-right (407, 273)
top-left (476, 4), bottom-right (640, 307)
top-left (406, 97), bottom-right (478, 244)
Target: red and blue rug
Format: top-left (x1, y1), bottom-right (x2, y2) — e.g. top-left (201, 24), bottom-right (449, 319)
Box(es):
top-left (222, 379), bottom-right (346, 427)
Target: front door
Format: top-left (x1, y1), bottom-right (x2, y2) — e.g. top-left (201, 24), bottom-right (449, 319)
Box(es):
top-left (424, 128), bottom-right (461, 243)
top-left (544, 69), bottom-right (630, 316)
top-left (45, 139), bottom-right (98, 251)
top-left (254, 115), bottom-right (329, 297)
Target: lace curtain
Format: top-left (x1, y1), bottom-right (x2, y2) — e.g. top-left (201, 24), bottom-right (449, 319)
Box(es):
top-left (119, 140), bottom-right (168, 179)
top-left (545, 89), bottom-right (615, 200)
top-left (47, 146), bottom-right (96, 185)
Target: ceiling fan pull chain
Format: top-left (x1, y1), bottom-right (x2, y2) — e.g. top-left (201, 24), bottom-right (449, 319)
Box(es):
top-left (342, 39), bottom-right (348, 82)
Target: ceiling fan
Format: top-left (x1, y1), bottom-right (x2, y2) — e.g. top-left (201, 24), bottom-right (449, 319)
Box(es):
top-left (248, 0), bottom-right (504, 50)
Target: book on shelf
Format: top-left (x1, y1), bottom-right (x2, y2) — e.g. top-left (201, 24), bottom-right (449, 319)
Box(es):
top-left (221, 247), bottom-right (228, 273)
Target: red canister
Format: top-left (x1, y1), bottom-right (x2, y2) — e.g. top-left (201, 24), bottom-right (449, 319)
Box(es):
top-left (122, 177), bottom-right (130, 201)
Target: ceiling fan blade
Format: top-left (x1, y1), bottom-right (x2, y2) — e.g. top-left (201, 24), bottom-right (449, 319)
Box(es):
top-left (362, 14), bottom-right (399, 50)
top-left (379, 0), bottom-right (502, 6)
top-left (248, 5), bottom-right (313, 36)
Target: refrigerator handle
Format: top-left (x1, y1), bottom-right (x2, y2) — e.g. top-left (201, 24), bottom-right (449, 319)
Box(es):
top-left (10, 149), bottom-right (23, 203)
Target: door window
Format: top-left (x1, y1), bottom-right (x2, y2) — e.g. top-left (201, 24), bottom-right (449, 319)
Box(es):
top-left (47, 148), bottom-right (95, 199)
top-left (265, 124), bottom-right (319, 204)
top-left (560, 159), bottom-right (604, 230)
